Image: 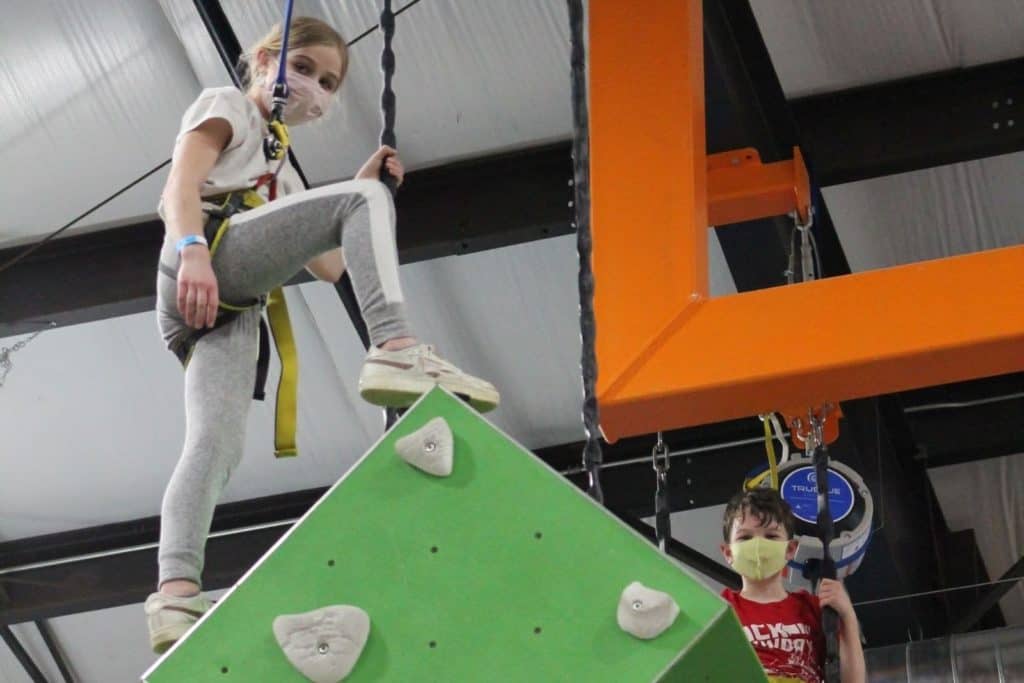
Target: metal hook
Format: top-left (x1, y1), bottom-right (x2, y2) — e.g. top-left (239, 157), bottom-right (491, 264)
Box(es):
top-left (652, 432), bottom-right (670, 473)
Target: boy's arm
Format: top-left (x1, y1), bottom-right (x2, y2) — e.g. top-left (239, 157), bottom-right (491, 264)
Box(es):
top-left (838, 613), bottom-right (866, 683)
top-left (818, 578), bottom-right (866, 683)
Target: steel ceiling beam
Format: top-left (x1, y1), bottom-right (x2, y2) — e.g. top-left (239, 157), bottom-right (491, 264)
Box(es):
top-left (791, 57), bottom-right (1024, 186)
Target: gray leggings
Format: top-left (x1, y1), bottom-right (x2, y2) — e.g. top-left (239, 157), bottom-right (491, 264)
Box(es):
top-left (155, 178), bottom-right (412, 588)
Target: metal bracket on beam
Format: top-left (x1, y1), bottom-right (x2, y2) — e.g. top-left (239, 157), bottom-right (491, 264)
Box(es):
top-left (708, 146), bottom-right (810, 227)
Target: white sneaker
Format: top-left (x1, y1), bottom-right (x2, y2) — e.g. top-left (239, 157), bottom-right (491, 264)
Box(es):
top-left (144, 591), bottom-right (213, 654)
top-left (358, 344), bottom-right (500, 412)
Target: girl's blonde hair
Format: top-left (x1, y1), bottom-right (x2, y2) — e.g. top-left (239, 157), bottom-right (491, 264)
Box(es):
top-left (239, 16), bottom-right (348, 89)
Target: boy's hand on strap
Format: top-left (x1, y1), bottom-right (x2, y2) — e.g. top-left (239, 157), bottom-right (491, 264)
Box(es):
top-left (817, 578), bottom-right (855, 623)
top-left (178, 247), bottom-right (220, 329)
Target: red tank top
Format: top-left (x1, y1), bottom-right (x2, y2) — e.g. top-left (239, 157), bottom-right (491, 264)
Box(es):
top-left (721, 589), bottom-right (825, 683)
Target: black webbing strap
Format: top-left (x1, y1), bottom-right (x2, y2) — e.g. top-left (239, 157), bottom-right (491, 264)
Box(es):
top-left (567, 0), bottom-right (603, 503)
top-left (813, 439), bottom-right (841, 683)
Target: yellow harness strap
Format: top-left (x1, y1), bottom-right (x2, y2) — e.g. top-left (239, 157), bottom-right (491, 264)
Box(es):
top-left (266, 286), bottom-right (298, 457)
top-left (208, 189), bottom-right (299, 458)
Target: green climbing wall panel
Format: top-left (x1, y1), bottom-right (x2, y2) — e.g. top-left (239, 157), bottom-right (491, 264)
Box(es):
top-left (144, 387), bottom-right (765, 682)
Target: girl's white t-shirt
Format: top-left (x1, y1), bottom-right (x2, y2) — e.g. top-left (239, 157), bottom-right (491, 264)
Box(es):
top-left (159, 86), bottom-right (305, 218)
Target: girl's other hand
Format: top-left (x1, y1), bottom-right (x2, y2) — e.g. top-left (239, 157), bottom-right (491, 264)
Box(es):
top-left (177, 248), bottom-right (220, 328)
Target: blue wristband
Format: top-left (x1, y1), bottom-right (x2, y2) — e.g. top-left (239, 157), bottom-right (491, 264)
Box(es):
top-left (176, 235), bottom-right (209, 254)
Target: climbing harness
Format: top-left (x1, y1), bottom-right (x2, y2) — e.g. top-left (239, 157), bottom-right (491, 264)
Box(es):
top-left (263, 0), bottom-right (296, 162)
top-left (652, 433), bottom-right (672, 553)
top-left (162, 175), bottom-right (299, 458)
top-left (0, 322), bottom-right (56, 388)
top-left (567, 0), bottom-right (604, 504)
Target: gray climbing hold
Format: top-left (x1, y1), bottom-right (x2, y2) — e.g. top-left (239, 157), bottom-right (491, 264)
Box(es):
top-left (395, 417), bottom-right (454, 477)
top-left (617, 582), bottom-right (680, 640)
top-left (272, 606), bottom-right (370, 683)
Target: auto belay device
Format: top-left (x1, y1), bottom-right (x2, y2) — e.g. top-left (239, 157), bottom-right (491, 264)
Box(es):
top-left (778, 456), bottom-right (873, 591)
top-left (778, 405), bottom-right (868, 593)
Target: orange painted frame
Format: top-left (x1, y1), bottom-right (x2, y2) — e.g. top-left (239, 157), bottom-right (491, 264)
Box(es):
top-left (589, 0), bottom-right (1024, 441)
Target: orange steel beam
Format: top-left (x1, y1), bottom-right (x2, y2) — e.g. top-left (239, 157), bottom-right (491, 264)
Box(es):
top-left (598, 245), bottom-right (1024, 439)
top-left (708, 147), bottom-right (811, 227)
top-left (589, 0), bottom-right (706, 393)
top-left (589, 0), bottom-right (1024, 442)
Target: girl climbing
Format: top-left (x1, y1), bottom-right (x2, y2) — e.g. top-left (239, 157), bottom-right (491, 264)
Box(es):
top-left (145, 16), bottom-right (499, 653)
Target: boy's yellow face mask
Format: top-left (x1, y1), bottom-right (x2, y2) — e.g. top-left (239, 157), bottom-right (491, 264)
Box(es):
top-left (729, 537), bottom-right (790, 580)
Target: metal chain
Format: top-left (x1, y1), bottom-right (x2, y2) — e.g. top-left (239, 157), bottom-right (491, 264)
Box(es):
top-left (0, 323), bottom-right (55, 388)
top-left (652, 432), bottom-right (672, 552)
top-left (567, 0), bottom-right (603, 504)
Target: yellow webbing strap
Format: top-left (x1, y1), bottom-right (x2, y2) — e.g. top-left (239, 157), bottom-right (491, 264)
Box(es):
top-left (267, 286), bottom-right (298, 457)
top-left (208, 189), bottom-right (300, 458)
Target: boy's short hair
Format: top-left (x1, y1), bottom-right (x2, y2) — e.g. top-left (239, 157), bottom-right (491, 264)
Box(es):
top-left (722, 488), bottom-right (796, 542)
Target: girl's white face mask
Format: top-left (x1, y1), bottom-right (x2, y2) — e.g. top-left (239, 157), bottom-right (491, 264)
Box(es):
top-left (263, 64), bottom-right (333, 125)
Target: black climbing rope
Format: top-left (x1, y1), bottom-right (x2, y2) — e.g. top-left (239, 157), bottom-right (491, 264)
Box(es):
top-left (378, 0), bottom-right (402, 429)
top-left (567, 0), bottom-right (604, 504)
top-left (378, 0), bottom-right (398, 194)
top-left (810, 418), bottom-right (841, 683)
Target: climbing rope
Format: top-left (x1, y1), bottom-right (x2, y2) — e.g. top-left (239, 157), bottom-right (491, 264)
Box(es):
top-left (566, 0), bottom-right (603, 503)
top-left (378, 0), bottom-right (398, 193)
top-left (652, 433), bottom-right (671, 552)
top-left (378, 0), bottom-right (401, 429)
top-left (807, 413), bottom-right (841, 683)
top-left (263, 0), bottom-right (295, 162)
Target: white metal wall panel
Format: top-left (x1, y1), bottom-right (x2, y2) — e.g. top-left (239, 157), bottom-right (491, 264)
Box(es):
top-left (824, 152), bottom-right (1024, 272)
top-left (752, 0), bottom-right (1024, 98)
top-left (0, 0), bottom-right (200, 247)
top-left (931, 452), bottom-right (1024, 625)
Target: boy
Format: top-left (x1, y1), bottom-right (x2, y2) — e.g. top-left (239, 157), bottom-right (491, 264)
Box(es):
top-left (720, 489), bottom-right (866, 683)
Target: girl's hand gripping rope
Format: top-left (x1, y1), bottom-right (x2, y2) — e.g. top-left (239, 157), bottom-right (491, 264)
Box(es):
top-left (356, 145), bottom-right (404, 187)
